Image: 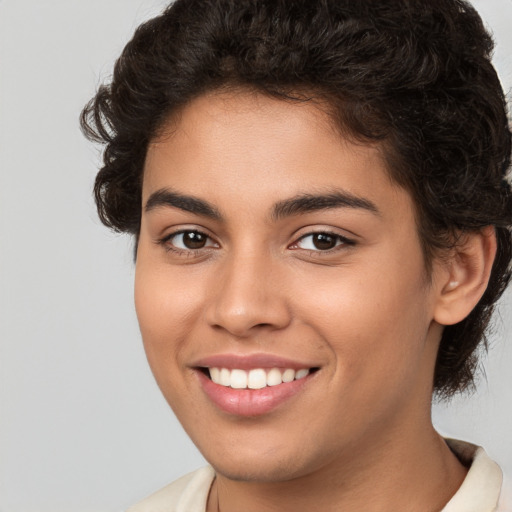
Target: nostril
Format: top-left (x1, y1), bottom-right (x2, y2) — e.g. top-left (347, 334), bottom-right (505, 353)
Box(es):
top-left (205, 284), bottom-right (292, 336)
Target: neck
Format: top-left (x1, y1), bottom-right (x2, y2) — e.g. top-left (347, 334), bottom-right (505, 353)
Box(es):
top-left (207, 421), bottom-right (467, 512)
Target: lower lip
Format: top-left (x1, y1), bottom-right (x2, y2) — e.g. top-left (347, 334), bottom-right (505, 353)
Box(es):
top-left (196, 370), bottom-right (312, 417)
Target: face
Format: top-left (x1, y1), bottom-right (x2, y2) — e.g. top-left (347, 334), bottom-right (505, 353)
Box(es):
top-left (135, 91), bottom-right (445, 482)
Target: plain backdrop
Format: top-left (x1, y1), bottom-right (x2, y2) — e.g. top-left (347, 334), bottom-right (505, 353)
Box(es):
top-left (0, 1), bottom-right (511, 511)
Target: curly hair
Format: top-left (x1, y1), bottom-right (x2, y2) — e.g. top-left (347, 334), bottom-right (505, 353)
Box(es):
top-left (81, 0), bottom-right (512, 398)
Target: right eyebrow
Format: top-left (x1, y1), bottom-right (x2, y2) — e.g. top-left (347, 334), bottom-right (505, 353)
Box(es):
top-left (271, 191), bottom-right (380, 220)
top-left (144, 188), bottom-right (222, 220)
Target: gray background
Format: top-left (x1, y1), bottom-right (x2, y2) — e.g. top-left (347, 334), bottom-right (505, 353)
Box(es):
top-left (0, 1), bottom-right (510, 510)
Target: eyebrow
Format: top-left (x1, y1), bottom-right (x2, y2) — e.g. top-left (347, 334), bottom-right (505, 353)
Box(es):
top-left (271, 191), bottom-right (380, 220)
top-left (145, 188), bottom-right (221, 219)
top-left (144, 188), bottom-right (380, 221)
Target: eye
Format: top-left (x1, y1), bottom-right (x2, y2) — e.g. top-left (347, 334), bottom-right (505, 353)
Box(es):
top-left (293, 232), bottom-right (353, 251)
top-left (163, 230), bottom-right (218, 251)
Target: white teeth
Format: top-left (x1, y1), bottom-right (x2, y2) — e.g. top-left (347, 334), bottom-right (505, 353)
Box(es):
top-left (210, 367), bottom-right (220, 384)
top-left (295, 369), bottom-right (309, 380)
top-left (282, 369), bottom-right (295, 383)
top-left (230, 369), bottom-right (247, 389)
top-left (220, 368), bottom-right (231, 386)
top-left (248, 369), bottom-right (267, 389)
top-left (207, 367), bottom-right (311, 389)
top-left (266, 368), bottom-right (283, 386)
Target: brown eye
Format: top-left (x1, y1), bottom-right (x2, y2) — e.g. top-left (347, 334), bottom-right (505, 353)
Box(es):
top-left (182, 231), bottom-right (207, 249)
top-left (312, 233), bottom-right (337, 250)
top-left (293, 231), bottom-right (354, 252)
top-left (165, 230), bottom-right (217, 251)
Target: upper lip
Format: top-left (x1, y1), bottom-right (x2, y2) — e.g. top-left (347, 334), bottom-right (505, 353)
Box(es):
top-left (191, 353), bottom-right (319, 370)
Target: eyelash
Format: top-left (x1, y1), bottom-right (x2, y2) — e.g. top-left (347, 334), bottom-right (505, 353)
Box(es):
top-left (158, 229), bottom-right (356, 256)
top-left (158, 230), bottom-right (218, 256)
top-left (291, 232), bottom-right (356, 254)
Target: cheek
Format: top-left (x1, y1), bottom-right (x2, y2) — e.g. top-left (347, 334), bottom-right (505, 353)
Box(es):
top-left (292, 256), bottom-right (432, 388)
top-left (134, 262), bottom-right (202, 373)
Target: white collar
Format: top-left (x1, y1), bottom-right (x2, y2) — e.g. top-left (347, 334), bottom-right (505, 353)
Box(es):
top-left (128, 439), bottom-right (506, 511)
top-left (441, 439), bottom-right (503, 512)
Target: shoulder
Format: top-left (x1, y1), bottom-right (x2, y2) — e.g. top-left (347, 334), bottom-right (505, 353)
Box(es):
top-left (442, 439), bottom-right (509, 512)
top-left (126, 466), bottom-right (215, 512)
top-left (497, 473), bottom-right (512, 512)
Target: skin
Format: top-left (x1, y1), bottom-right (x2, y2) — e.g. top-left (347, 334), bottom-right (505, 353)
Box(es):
top-left (135, 90), bottom-right (488, 511)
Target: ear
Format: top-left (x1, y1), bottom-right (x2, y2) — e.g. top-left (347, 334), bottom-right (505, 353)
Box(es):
top-left (433, 226), bottom-right (497, 326)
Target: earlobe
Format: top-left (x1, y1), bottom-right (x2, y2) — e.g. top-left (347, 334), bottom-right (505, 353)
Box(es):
top-left (433, 226), bottom-right (497, 326)
top-left (444, 280), bottom-right (459, 291)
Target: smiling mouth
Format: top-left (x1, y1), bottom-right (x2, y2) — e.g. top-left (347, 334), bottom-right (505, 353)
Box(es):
top-left (201, 367), bottom-right (318, 389)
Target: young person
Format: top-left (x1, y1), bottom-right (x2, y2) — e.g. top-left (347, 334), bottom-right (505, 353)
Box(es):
top-left (81, 0), bottom-right (512, 510)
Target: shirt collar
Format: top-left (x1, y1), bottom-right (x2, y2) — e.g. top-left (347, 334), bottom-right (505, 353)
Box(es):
top-left (441, 439), bottom-right (503, 512)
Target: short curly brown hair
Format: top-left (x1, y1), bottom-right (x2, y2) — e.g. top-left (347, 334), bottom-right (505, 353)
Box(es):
top-left (81, 0), bottom-right (512, 398)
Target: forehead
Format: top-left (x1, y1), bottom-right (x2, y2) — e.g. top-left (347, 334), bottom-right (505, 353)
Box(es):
top-left (147, 90), bottom-right (345, 177)
top-left (143, 90), bottom-right (411, 223)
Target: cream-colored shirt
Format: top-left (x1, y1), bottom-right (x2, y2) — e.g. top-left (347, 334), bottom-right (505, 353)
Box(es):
top-left (127, 440), bottom-right (510, 512)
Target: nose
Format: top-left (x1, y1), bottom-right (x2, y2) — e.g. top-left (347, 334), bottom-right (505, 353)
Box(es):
top-left (205, 252), bottom-right (292, 338)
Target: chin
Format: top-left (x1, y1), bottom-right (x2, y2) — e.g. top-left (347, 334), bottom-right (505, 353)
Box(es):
top-left (198, 437), bottom-right (328, 483)
top-left (209, 458), bottom-right (304, 483)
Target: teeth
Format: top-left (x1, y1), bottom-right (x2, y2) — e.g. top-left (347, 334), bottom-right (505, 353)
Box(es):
top-left (295, 369), bottom-right (309, 380)
top-left (208, 367), bottom-right (310, 389)
top-left (220, 368), bottom-right (231, 386)
top-left (282, 369), bottom-right (295, 383)
top-left (230, 369), bottom-right (247, 389)
top-left (266, 368), bottom-right (282, 387)
top-left (210, 367), bottom-right (220, 383)
top-left (248, 369), bottom-right (267, 389)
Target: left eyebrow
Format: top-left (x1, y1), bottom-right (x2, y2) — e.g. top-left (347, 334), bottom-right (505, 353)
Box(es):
top-left (271, 191), bottom-right (380, 220)
top-left (144, 188), bottom-right (222, 220)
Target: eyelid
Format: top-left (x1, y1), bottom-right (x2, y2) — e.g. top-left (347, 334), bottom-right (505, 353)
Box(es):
top-left (289, 229), bottom-right (356, 252)
top-left (156, 225), bottom-right (356, 256)
top-left (158, 227), bottom-right (220, 254)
